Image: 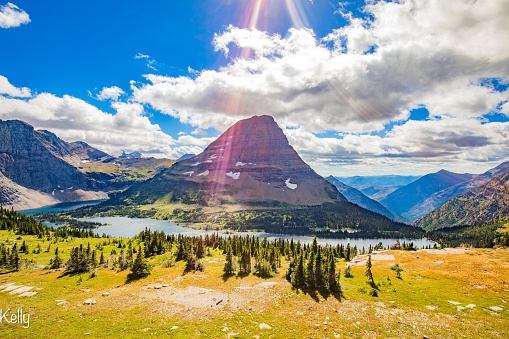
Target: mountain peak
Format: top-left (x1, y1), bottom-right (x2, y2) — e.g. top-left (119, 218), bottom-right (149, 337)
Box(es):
top-left (114, 115), bottom-right (346, 207)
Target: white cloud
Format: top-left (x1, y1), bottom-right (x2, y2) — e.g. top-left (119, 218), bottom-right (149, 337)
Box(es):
top-left (128, 0), bottom-right (509, 173)
top-left (0, 91), bottom-right (176, 157)
top-left (133, 0), bottom-right (509, 134)
top-left (191, 128), bottom-right (207, 135)
top-left (285, 117), bottom-right (509, 175)
top-left (96, 86), bottom-right (125, 101)
top-left (134, 53), bottom-right (158, 71)
top-left (0, 75), bottom-right (31, 97)
top-left (176, 135), bottom-right (217, 147)
top-left (0, 2), bottom-right (30, 29)
top-left (166, 145), bottom-right (203, 159)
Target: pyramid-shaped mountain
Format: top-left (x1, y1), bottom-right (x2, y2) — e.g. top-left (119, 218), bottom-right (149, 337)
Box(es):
top-left (112, 115), bottom-right (346, 207)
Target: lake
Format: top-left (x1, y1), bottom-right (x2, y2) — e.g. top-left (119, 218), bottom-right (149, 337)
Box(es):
top-left (20, 200), bottom-right (436, 248)
top-left (81, 216), bottom-right (435, 249)
top-left (18, 199), bottom-right (107, 216)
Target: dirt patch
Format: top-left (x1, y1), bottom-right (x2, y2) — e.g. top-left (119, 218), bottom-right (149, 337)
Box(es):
top-left (418, 248), bottom-right (471, 254)
top-left (348, 252), bottom-right (396, 267)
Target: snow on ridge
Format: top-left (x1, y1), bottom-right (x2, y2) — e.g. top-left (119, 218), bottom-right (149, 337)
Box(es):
top-left (191, 162), bottom-right (201, 166)
top-left (226, 171), bottom-right (240, 180)
top-left (197, 170), bottom-right (209, 177)
top-left (235, 161), bottom-right (247, 166)
top-left (209, 154), bottom-right (217, 159)
top-left (183, 171), bottom-right (194, 176)
top-left (285, 178), bottom-right (297, 190)
top-left (204, 160), bottom-right (213, 163)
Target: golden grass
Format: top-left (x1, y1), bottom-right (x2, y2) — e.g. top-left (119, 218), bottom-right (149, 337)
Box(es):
top-left (0, 232), bottom-right (508, 338)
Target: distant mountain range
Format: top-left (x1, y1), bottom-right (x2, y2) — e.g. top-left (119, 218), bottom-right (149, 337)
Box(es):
top-left (326, 176), bottom-right (409, 224)
top-left (177, 154), bottom-right (196, 161)
top-left (337, 175), bottom-right (421, 187)
top-left (0, 119), bottom-right (174, 209)
top-left (414, 169), bottom-right (509, 230)
top-left (336, 175), bottom-right (421, 201)
top-left (379, 170), bottom-right (474, 221)
top-left (2, 118), bottom-right (509, 233)
top-left (119, 151), bottom-right (143, 159)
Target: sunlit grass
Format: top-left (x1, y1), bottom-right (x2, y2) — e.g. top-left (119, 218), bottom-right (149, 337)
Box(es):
top-left (1, 232), bottom-right (508, 338)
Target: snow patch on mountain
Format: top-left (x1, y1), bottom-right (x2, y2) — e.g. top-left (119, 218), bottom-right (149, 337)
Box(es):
top-left (226, 171), bottom-right (240, 180)
top-left (285, 178), bottom-right (297, 190)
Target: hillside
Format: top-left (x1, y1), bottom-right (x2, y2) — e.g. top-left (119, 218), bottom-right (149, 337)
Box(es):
top-left (414, 170), bottom-right (509, 230)
top-left (326, 176), bottom-right (408, 224)
top-left (407, 161), bottom-right (509, 220)
top-left (380, 170), bottom-right (474, 221)
top-left (0, 119), bottom-right (174, 209)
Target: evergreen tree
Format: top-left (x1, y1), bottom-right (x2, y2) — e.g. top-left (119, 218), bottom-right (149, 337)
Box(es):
top-left (306, 252), bottom-right (316, 288)
top-left (345, 244), bottom-right (351, 261)
top-left (365, 255), bottom-right (375, 285)
top-left (328, 254), bottom-right (340, 293)
top-left (391, 263), bottom-right (404, 279)
top-left (290, 254), bottom-right (306, 287)
top-left (239, 248), bottom-right (251, 274)
top-left (314, 248), bottom-right (325, 290)
top-left (223, 244), bottom-right (236, 274)
top-left (50, 248), bottom-right (62, 269)
top-left (311, 237), bottom-right (318, 254)
top-left (10, 243), bottom-right (20, 271)
top-left (91, 250), bottom-right (97, 267)
top-left (129, 246), bottom-right (151, 279)
top-left (185, 247), bottom-right (201, 272)
top-left (99, 252), bottom-right (105, 265)
top-left (344, 265), bottom-right (354, 278)
top-left (196, 236), bottom-right (205, 259)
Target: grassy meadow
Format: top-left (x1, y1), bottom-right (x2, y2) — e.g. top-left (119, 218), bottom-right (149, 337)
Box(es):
top-left (0, 230), bottom-right (508, 338)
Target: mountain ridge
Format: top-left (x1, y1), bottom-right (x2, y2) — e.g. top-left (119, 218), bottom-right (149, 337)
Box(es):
top-left (413, 168), bottom-right (509, 230)
top-left (380, 169), bottom-right (474, 221)
top-left (326, 176), bottom-right (409, 224)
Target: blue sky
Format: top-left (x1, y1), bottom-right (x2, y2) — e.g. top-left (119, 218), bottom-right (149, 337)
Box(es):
top-left (1, 0), bottom-right (509, 176)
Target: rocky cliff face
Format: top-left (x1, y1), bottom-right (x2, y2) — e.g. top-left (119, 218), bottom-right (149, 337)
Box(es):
top-left (113, 115), bottom-right (345, 207)
top-left (0, 120), bottom-right (100, 193)
top-left (0, 119), bottom-right (176, 209)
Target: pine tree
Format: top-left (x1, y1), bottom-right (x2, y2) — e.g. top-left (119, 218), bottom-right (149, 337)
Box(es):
top-left (344, 265), bottom-right (354, 278)
top-left (196, 236), bottom-right (205, 259)
top-left (10, 243), bottom-right (20, 271)
top-left (50, 248), bottom-right (62, 269)
top-left (391, 263), bottom-right (404, 279)
top-left (311, 237), bottom-right (318, 254)
top-left (315, 248), bottom-right (325, 290)
top-left (365, 255), bottom-right (375, 285)
top-left (239, 248), bottom-right (251, 274)
top-left (328, 254), bottom-right (340, 293)
top-left (290, 254), bottom-right (306, 287)
top-left (185, 247), bottom-right (198, 272)
top-left (306, 252), bottom-right (316, 288)
top-left (99, 252), bottom-right (105, 265)
top-left (345, 244), bottom-right (351, 261)
top-left (130, 246), bottom-right (151, 279)
top-left (223, 244), bottom-right (236, 274)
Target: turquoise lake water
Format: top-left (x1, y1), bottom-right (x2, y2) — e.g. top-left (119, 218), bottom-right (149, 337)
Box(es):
top-left (21, 200), bottom-right (435, 248)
